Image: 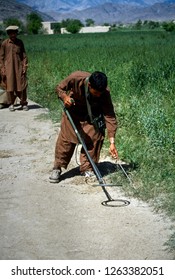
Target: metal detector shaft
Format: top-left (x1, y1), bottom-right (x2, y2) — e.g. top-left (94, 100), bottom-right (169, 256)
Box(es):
top-left (118, 163), bottom-right (133, 184)
top-left (60, 99), bottom-right (112, 201)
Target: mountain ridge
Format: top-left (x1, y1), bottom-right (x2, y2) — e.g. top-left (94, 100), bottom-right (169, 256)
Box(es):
top-left (0, 0), bottom-right (175, 24)
top-left (16, 0), bottom-right (175, 13)
top-left (0, 0), bottom-right (54, 22)
top-left (50, 2), bottom-right (175, 24)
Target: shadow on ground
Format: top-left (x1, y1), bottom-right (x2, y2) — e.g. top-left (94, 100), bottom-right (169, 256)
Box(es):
top-left (60, 161), bottom-right (136, 182)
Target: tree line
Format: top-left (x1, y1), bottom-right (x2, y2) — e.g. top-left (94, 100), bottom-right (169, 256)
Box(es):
top-left (0, 12), bottom-right (175, 36)
top-left (0, 13), bottom-right (43, 35)
top-left (0, 14), bottom-right (97, 35)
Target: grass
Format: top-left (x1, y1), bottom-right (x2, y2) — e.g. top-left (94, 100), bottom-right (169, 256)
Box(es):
top-left (20, 31), bottom-right (175, 251)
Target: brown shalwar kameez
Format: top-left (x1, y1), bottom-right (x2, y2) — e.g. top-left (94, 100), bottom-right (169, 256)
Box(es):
top-left (0, 37), bottom-right (28, 105)
top-left (54, 71), bottom-right (117, 173)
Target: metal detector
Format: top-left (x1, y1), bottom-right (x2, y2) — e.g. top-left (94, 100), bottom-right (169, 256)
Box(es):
top-left (60, 99), bottom-right (130, 207)
top-left (117, 162), bottom-right (133, 185)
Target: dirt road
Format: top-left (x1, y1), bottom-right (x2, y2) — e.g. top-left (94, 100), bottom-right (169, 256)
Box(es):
top-left (0, 101), bottom-right (174, 260)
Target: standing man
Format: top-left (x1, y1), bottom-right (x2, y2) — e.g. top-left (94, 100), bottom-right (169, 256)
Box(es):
top-left (0, 35), bottom-right (9, 109)
top-left (0, 26), bottom-right (28, 111)
top-left (49, 71), bottom-right (118, 183)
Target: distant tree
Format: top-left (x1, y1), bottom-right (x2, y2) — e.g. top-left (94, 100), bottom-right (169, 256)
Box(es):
top-left (162, 21), bottom-right (175, 32)
top-left (3, 18), bottom-right (25, 33)
top-left (65, 19), bottom-right (84, 34)
top-left (61, 19), bottom-right (70, 28)
top-left (26, 12), bottom-right (42, 34)
top-left (143, 20), bottom-right (148, 26)
top-left (85, 19), bottom-right (94, 27)
top-left (103, 23), bottom-right (110, 26)
top-left (51, 22), bottom-right (62, 34)
top-left (135, 19), bottom-right (142, 29)
top-left (148, 21), bottom-right (160, 29)
top-left (142, 20), bottom-right (160, 30)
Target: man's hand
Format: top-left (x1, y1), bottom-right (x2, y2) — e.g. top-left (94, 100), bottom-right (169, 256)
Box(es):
top-left (109, 143), bottom-right (118, 159)
top-left (1, 67), bottom-right (6, 76)
top-left (63, 93), bottom-right (75, 108)
top-left (22, 65), bottom-right (28, 74)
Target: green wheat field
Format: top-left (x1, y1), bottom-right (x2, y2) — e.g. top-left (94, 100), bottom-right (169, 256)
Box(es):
top-left (22, 30), bottom-right (175, 250)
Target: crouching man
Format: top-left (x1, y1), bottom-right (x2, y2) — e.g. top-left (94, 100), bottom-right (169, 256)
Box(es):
top-left (49, 71), bottom-right (118, 183)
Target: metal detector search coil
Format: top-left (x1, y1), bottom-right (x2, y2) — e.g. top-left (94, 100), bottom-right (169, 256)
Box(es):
top-left (102, 199), bottom-right (130, 207)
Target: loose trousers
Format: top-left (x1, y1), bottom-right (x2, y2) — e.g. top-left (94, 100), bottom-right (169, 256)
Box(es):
top-left (54, 129), bottom-right (104, 173)
top-left (7, 88), bottom-right (28, 106)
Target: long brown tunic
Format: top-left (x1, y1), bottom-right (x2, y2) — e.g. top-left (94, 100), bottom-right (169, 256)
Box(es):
top-left (0, 38), bottom-right (28, 92)
top-left (54, 71), bottom-right (118, 171)
top-left (56, 71), bottom-right (117, 143)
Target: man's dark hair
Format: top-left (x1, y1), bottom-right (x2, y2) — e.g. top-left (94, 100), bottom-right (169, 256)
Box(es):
top-left (89, 71), bottom-right (107, 92)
